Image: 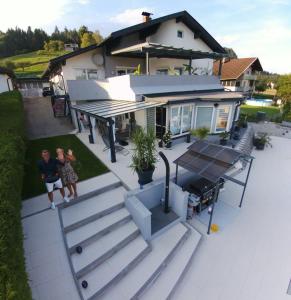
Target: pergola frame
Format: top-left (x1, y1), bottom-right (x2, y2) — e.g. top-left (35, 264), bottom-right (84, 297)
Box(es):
top-left (174, 141), bottom-right (254, 235)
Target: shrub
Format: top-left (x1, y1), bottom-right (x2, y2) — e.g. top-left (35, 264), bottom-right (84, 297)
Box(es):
top-left (0, 91), bottom-right (31, 300)
top-left (190, 127), bottom-right (209, 140)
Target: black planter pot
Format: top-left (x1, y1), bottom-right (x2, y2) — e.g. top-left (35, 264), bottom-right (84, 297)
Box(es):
top-left (137, 167), bottom-right (155, 185)
top-left (234, 125), bottom-right (240, 132)
top-left (256, 143), bottom-right (265, 150)
top-left (242, 122), bottom-right (248, 128)
top-left (165, 142), bottom-right (172, 148)
top-left (186, 134), bottom-right (191, 143)
top-left (220, 139), bottom-right (227, 146)
top-left (233, 132), bottom-right (240, 140)
top-left (158, 140), bottom-right (163, 148)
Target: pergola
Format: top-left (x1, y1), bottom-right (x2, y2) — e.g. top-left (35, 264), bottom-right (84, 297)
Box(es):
top-left (111, 42), bottom-right (227, 75)
top-left (173, 140), bottom-right (254, 234)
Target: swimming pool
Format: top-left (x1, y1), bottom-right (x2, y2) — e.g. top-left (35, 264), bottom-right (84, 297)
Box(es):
top-left (245, 98), bottom-right (273, 107)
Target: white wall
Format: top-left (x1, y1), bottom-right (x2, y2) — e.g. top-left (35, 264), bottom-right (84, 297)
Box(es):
top-left (0, 74), bottom-right (10, 93)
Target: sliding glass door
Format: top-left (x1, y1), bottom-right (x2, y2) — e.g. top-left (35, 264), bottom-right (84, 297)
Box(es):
top-left (195, 107), bottom-right (213, 130)
top-left (216, 105), bottom-right (230, 132)
top-left (170, 105), bottom-right (192, 136)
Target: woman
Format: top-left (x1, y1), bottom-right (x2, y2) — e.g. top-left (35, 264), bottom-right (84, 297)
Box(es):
top-left (56, 148), bottom-right (79, 199)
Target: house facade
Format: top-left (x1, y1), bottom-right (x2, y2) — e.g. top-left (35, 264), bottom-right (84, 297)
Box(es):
top-left (43, 11), bottom-right (243, 162)
top-left (0, 67), bottom-right (14, 93)
top-left (213, 57), bottom-right (263, 95)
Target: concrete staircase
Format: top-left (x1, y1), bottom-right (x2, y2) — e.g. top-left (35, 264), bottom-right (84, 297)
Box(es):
top-left (58, 180), bottom-right (201, 300)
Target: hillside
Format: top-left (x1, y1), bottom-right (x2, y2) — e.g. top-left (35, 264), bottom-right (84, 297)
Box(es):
top-left (0, 50), bottom-right (69, 78)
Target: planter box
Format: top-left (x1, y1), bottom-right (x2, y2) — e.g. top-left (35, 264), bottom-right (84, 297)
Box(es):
top-left (282, 121), bottom-right (291, 128)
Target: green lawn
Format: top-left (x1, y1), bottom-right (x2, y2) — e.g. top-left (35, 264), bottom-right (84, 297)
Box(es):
top-left (0, 50), bottom-right (69, 77)
top-left (241, 105), bottom-right (281, 120)
top-left (22, 134), bottom-right (109, 199)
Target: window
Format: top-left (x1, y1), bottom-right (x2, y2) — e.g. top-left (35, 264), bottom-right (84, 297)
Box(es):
top-left (170, 106), bottom-right (182, 135)
top-left (75, 69), bottom-right (87, 79)
top-left (235, 81), bottom-right (241, 87)
top-left (216, 106), bottom-right (230, 132)
top-left (116, 67), bottom-right (136, 76)
top-left (181, 105), bottom-right (192, 133)
top-left (177, 30), bottom-right (183, 38)
top-left (156, 69), bottom-right (168, 75)
top-left (195, 107), bottom-right (213, 130)
top-left (87, 69), bottom-right (98, 80)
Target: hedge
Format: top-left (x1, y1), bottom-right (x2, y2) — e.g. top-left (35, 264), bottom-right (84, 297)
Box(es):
top-left (0, 91), bottom-right (31, 300)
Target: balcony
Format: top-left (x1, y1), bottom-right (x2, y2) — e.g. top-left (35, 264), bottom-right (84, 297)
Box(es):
top-left (243, 74), bottom-right (257, 81)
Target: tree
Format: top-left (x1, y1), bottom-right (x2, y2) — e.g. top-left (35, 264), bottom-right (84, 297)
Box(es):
top-left (255, 76), bottom-right (268, 92)
top-left (224, 47), bottom-right (238, 59)
top-left (92, 30), bottom-right (103, 44)
top-left (44, 40), bottom-right (64, 52)
top-left (78, 25), bottom-right (89, 39)
top-left (16, 61), bottom-right (31, 71)
top-left (80, 32), bottom-right (96, 48)
top-left (277, 74), bottom-right (291, 103)
top-left (0, 60), bottom-right (15, 70)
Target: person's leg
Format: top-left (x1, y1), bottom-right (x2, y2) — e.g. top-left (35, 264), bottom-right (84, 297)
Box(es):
top-left (67, 183), bottom-right (74, 197)
top-left (72, 182), bottom-right (78, 197)
top-left (46, 183), bottom-right (56, 209)
top-left (55, 179), bottom-right (70, 202)
top-left (48, 191), bottom-right (53, 203)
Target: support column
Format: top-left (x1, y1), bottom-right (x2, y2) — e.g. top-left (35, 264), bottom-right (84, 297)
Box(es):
top-left (89, 116), bottom-right (97, 143)
top-left (75, 110), bottom-right (82, 133)
top-left (239, 158), bottom-right (253, 207)
top-left (207, 183), bottom-right (220, 235)
top-left (218, 59), bottom-right (223, 77)
top-left (175, 164), bottom-right (178, 184)
top-left (108, 118), bottom-right (116, 163)
top-left (146, 51), bottom-right (150, 75)
top-left (188, 57), bottom-right (192, 75)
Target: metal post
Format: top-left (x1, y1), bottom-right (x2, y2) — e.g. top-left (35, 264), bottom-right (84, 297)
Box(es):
top-left (75, 110), bottom-right (81, 133)
top-left (88, 114), bottom-right (94, 143)
top-left (218, 59), bottom-right (223, 76)
top-left (175, 164), bottom-right (178, 184)
top-left (108, 118), bottom-right (116, 163)
top-left (188, 57), bottom-right (192, 75)
top-left (159, 152), bottom-right (170, 213)
top-left (146, 51), bottom-right (150, 75)
top-left (239, 158), bottom-right (253, 207)
top-left (207, 183), bottom-right (220, 235)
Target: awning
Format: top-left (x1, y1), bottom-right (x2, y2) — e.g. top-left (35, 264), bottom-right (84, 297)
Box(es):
top-left (111, 42), bottom-right (227, 60)
top-left (71, 100), bottom-right (162, 120)
top-left (174, 140), bottom-right (245, 183)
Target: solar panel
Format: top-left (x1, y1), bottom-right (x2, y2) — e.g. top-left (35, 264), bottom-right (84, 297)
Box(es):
top-left (216, 148), bottom-right (241, 164)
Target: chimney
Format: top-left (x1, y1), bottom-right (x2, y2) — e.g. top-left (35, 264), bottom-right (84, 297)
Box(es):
top-left (142, 11), bottom-right (152, 22)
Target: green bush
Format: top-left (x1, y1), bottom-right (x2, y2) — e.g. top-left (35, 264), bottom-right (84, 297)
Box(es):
top-left (0, 91), bottom-right (31, 300)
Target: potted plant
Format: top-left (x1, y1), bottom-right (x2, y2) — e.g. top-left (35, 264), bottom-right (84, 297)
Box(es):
top-left (190, 127), bottom-right (209, 140)
top-left (254, 133), bottom-right (272, 150)
top-left (130, 128), bottom-right (157, 185)
top-left (163, 131), bottom-right (172, 148)
top-left (219, 131), bottom-right (229, 146)
top-left (238, 114), bottom-right (248, 128)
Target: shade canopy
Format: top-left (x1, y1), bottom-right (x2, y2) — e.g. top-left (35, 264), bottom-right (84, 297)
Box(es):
top-left (111, 42), bottom-right (227, 60)
top-left (173, 140), bottom-right (244, 183)
top-left (71, 100), bottom-right (162, 120)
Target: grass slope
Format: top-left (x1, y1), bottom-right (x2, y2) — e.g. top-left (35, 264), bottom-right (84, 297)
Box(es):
top-left (22, 134), bottom-right (109, 199)
top-left (241, 105), bottom-right (280, 118)
top-left (0, 50), bottom-right (68, 77)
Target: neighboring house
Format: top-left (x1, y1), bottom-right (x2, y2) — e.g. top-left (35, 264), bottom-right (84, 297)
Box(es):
top-left (43, 10), bottom-right (243, 162)
top-left (16, 77), bottom-right (50, 98)
top-left (0, 67), bottom-right (15, 93)
top-left (64, 43), bottom-right (79, 51)
top-left (213, 57), bottom-right (263, 94)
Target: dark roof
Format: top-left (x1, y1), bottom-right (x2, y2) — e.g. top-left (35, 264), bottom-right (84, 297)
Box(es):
top-left (213, 57), bottom-right (263, 80)
top-left (43, 11), bottom-right (225, 77)
top-left (0, 67), bottom-right (15, 78)
top-left (174, 140), bottom-right (244, 183)
top-left (101, 11), bottom-right (225, 54)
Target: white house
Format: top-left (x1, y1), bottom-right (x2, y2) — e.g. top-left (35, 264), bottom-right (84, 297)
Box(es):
top-left (213, 57), bottom-right (263, 95)
top-left (43, 10), bottom-right (243, 162)
top-left (0, 67), bottom-right (14, 93)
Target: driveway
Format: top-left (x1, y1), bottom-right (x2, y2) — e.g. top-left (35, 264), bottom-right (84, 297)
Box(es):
top-left (23, 97), bottom-right (75, 140)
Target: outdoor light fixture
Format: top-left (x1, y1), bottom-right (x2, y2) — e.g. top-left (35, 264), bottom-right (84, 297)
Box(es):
top-left (214, 103), bottom-right (219, 108)
top-left (82, 281), bottom-right (88, 289)
top-left (76, 246), bottom-right (83, 254)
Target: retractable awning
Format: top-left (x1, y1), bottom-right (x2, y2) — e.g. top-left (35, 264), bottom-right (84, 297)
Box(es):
top-left (71, 100), bottom-right (162, 120)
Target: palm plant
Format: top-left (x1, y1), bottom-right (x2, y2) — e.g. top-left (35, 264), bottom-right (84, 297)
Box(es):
top-left (130, 127), bottom-right (157, 172)
top-left (190, 127), bottom-right (209, 140)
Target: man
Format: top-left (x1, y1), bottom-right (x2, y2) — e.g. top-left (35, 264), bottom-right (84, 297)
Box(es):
top-left (38, 149), bottom-right (70, 210)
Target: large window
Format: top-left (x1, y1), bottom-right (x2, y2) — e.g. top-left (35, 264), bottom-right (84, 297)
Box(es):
top-left (195, 107), bottom-right (213, 130)
top-left (216, 106), bottom-right (230, 132)
top-left (75, 68), bottom-right (100, 80)
top-left (116, 67), bottom-right (136, 76)
top-left (75, 69), bottom-right (87, 79)
top-left (156, 69), bottom-right (169, 75)
top-left (181, 105), bottom-right (192, 133)
top-left (170, 106), bottom-right (181, 135)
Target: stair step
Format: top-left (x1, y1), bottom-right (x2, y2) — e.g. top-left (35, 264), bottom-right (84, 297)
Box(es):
top-left (72, 221), bottom-right (139, 278)
top-left (99, 222), bottom-right (188, 300)
top-left (80, 235), bottom-right (151, 300)
top-left (62, 186), bottom-right (126, 232)
top-left (66, 208), bottom-right (131, 252)
top-left (140, 225), bottom-right (201, 300)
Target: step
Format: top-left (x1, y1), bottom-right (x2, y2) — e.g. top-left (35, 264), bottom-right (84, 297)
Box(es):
top-left (140, 224), bottom-right (201, 300)
top-left (66, 208), bottom-right (131, 252)
top-left (99, 222), bottom-right (189, 300)
top-left (62, 186), bottom-right (127, 232)
top-left (80, 235), bottom-right (151, 300)
top-left (71, 221), bottom-right (140, 278)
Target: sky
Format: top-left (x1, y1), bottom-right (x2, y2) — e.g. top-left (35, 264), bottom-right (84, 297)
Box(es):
top-left (0, 0), bottom-right (290, 74)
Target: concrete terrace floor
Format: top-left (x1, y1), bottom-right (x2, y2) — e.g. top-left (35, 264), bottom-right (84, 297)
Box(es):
top-left (22, 134), bottom-right (291, 300)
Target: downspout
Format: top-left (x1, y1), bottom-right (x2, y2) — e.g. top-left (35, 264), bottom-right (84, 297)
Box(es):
top-left (6, 78), bottom-right (11, 91)
top-left (158, 151), bottom-right (170, 213)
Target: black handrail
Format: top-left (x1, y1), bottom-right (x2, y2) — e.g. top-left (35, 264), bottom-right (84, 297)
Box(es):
top-left (159, 151), bottom-right (170, 213)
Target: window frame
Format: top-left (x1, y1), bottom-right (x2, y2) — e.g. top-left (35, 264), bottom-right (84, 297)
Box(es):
top-left (177, 30), bottom-right (184, 38)
top-left (194, 106), bottom-right (214, 132)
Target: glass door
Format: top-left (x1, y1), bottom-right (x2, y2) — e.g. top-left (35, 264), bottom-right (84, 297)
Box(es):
top-left (195, 107), bottom-right (213, 130)
top-left (216, 106), bottom-right (230, 132)
top-left (181, 105), bottom-right (192, 133)
top-left (170, 106), bottom-right (182, 135)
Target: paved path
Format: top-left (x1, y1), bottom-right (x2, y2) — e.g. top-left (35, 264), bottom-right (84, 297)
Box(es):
top-left (23, 97), bottom-right (75, 140)
top-left (252, 122), bottom-right (291, 139)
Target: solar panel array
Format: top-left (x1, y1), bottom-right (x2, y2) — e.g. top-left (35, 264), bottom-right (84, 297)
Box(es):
top-left (174, 140), bottom-right (243, 183)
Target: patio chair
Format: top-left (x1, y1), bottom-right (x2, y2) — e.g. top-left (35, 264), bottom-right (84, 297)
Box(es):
top-left (101, 134), bottom-right (129, 156)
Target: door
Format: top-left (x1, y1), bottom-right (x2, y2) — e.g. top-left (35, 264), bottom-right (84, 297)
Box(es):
top-left (195, 106), bottom-right (213, 130)
top-left (156, 107), bottom-right (166, 138)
